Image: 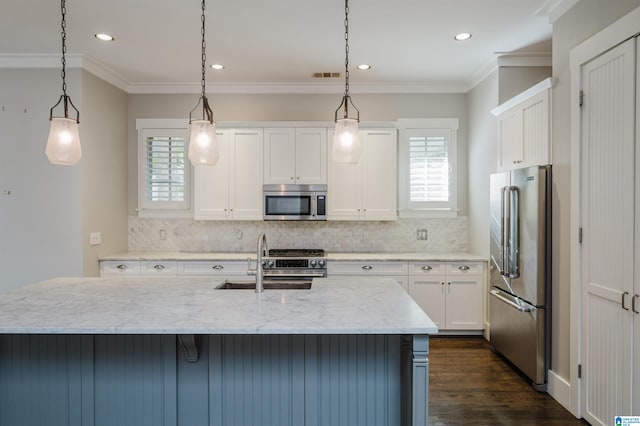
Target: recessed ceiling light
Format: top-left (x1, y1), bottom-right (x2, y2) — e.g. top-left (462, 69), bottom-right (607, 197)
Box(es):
top-left (210, 64), bottom-right (225, 70)
top-left (357, 64), bottom-right (372, 70)
top-left (94, 33), bottom-right (115, 42)
top-left (454, 32), bottom-right (472, 41)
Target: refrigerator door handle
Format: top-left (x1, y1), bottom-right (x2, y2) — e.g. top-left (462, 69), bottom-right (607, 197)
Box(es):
top-left (501, 186), bottom-right (509, 276)
top-left (490, 289), bottom-right (534, 313)
top-left (508, 186), bottom-right (520, 278)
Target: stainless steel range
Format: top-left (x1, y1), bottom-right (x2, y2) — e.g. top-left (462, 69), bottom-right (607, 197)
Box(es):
top-left (262, 248), bottom-right (327, 281)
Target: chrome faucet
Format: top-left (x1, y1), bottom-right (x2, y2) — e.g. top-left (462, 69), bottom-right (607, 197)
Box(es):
top-left (247, 232), bottom-right (268, 293)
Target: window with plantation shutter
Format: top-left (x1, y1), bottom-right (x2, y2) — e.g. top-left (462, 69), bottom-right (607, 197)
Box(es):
top-left (145, 136), bottom-right (186, 203)
top-left (398, 119), bottom-right (458, 217)
top-left (137, 120), bottom-right (191, 217)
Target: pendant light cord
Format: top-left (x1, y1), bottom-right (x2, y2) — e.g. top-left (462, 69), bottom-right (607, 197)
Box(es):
top-left (60, 0), bottom-right (68, 96)
top-left (200, 0), bottom-right (206, 101)
top-left (343, 0), bottom-right (350, 99)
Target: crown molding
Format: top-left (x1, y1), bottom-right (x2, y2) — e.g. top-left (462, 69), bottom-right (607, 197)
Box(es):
top-left (537, 0), bottom-right (583, 23)
top-left (1, 53), bottom-right (470, 95)
top-left (465, 51), bottom-right (552, 92)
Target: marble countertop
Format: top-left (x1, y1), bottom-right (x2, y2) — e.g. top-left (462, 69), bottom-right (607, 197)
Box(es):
top-left (100, 251), bottom-right (487, 262)
top-left (0, 277), bottom-right (438, 335)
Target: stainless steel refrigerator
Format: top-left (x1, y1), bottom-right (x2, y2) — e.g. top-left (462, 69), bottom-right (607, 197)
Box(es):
top-left (489, 165), bottom-right (551, 391)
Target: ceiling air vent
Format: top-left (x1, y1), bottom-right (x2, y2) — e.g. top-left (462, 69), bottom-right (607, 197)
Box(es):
top-left (313, 72), bottom-right (341, 78)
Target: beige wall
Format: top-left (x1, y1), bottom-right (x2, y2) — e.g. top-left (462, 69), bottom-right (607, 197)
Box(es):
top-left (467, 70), bottom-right (498, 257)
top-left (0, 68), bottom-right (83, 290)
top-left (498, 66), bottom-right (553, 104)
top-left (81, 70), bottom-right (129, 276)
top-left (551, 0), bottom-right (640, 383)
top-left (127, 92), bottom-right (470, 217)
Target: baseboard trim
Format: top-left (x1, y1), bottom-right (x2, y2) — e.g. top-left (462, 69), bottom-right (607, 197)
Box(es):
top-left (547, 369), bottom-right (572, 412)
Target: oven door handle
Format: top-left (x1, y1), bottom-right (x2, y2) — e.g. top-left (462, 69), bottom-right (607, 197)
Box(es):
top-left (263, 272), bottom-right (327, 278)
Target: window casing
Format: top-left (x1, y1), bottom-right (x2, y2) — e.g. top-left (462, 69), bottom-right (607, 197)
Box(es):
top-left (398, 118), bottom-right (459, 218)
top-left (137, 119), bottom-right (191, 217)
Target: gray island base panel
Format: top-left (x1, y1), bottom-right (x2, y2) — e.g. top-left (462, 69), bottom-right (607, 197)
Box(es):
top-left (0, 277), bottom-right (436, 426)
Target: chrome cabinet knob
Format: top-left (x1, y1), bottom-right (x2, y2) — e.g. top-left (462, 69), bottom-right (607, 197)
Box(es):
top-left (362, 265), bottom-right (373, 270)
top-left (421, 265), bottom-right (433, 271)
top-left (116, 264), bottom-right (127, 270)
top-left (212, 264), bottom-right (224, 270)
top-left (154, 264), bottom-right (165, 271)
top-left (458, 265), bottom-right (470, 271)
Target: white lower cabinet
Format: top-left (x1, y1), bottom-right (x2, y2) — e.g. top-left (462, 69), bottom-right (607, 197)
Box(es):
top-left (327, 261), bottom-right (409, 292)
top-left (100, 260), bottom-right (254, 278)
top-left (408, 262), bottom-right (484, 330)
top-left (178, 260), bottom-right (253, 278)
top-left (100, 260), bottom-right (141, 276)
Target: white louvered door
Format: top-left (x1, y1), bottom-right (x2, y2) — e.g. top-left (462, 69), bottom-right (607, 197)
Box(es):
top-left (580, 37), bottom-right (636, 425)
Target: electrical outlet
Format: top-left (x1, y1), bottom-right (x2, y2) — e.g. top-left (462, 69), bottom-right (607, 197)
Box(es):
top-left (89, 232), bottom-right (102, 246)
top-left (416, 229), bottom-right (428, 240)
top-left (159, 229), bottom-right (167, 240)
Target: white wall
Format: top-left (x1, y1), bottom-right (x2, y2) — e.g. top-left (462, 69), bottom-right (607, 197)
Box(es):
top-left (551, 0), bottom-right (640, 385)
top-left (0, 69), bottom-right (83, 290)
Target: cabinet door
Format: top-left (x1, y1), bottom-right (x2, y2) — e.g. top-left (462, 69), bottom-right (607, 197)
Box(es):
top-left (194, 130), bottom-right (230, 220)
top-left (230, 129), bottom-right (263, 220)
top-left (295, 128), bottom-right (327, 184)
top-left (361, 129), bottom-right (397, 220)
top-left (521, 91), bottom-right (550, 167)
top-left (497, 109), bottom-right (523, 171)
top-left (264, 128), bottom-right (296, 184)
top-left (445, 276), bottom-right (483, 330)
top-left (409, 276), bottom-right (446, 328)
top-left (327, 130), bottom-right (362, 220)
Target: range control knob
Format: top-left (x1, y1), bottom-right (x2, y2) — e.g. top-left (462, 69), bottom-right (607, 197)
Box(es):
top-left (318, 260), bottom-right (325, 267)
top-left (310, 260), bottom-right (317, 267)
top-left (267, 260), bottom-right (275, 268)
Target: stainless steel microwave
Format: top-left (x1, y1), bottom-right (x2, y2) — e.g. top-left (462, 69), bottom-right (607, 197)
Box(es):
top-left (263, 184), bottom-right (327, 221)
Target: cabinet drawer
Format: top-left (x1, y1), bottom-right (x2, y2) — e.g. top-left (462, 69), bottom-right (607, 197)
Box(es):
top-left (178, 260), bottom-right (252, 276)
top-left (100, 261), bottom-right (141, 276)
top-left (141, 261), bottom-right (178, 276)
top-left (445, 262), bottom-right (484, 276)
top-left (328, 261), bottom-right (408, 276)
top-left (409, 262), bottom-right (446, 276)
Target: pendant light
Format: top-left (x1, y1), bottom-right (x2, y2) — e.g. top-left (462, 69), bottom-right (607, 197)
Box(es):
top-left (332, 0), bottom-right (361, 164)
top-left (46, 0), bottom-right (81, 166)
top-left (188, 0), bottom-right (219, 166)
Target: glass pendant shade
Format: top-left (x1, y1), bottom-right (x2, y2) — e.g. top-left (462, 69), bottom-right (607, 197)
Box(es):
top-left (46, 117), bottom-right (81, 165)
top-left (332, 118), bottom-right (361, 164)
top-left (188, 120), bottom-right (219, 166)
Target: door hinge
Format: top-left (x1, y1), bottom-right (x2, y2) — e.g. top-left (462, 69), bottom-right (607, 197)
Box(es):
top-left (578, 364), bottom-right (582, 378)
top-left (579, 90), bottom-right (585, 108)
top-left (578, 227), bottom-right (583, 244)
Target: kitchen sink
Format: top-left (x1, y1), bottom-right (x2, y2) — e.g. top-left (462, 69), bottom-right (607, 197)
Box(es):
top-left (215, 280), bottom-right (312, 290)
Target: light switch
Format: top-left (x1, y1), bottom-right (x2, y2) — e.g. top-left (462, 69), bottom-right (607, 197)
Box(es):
top-left (89, 232), bottom-right (102, 246)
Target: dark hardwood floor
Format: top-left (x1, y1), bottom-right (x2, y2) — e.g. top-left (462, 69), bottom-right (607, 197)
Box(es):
top-left (429, 336), bottom-right (589, 426)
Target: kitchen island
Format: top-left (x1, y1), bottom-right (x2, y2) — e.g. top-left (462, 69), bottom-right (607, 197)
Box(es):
top-left (0, 276), bottom-right (436, 426)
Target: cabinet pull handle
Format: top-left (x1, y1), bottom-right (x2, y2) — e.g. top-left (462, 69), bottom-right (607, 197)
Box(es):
top-left (212, 265), bottom-right (224, 270)
top-left (622, 291), bottom-right (630, 310)
top-left (361, 265), bottom-right (373, 270)
top-left (421, 265), bottom-right (433, 271)
top-left (458, 265), bottom-right (470, 271)
top-left (116, 264), bottom-right (127, 270)
top-left (632, 294), bottom-right (639, 314)
top-left (153, 264), bottom-right (165, 271)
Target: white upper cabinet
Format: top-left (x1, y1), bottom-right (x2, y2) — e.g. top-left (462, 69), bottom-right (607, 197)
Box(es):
top-left (194, 129), bottom-right (264, 220)
top-left (492, 77), bottom-right (555, 171)
top-left (263, 128), bottom-right (327, 185)
top-left (328, 128), bottom-right (398, 221)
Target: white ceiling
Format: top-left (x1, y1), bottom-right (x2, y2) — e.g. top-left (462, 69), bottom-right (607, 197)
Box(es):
top-left (0, 0), bottom-right (561, 93)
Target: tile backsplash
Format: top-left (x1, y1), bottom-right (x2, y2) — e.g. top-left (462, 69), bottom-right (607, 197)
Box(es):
top-left (129, 216), bottom-right (468, 253)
